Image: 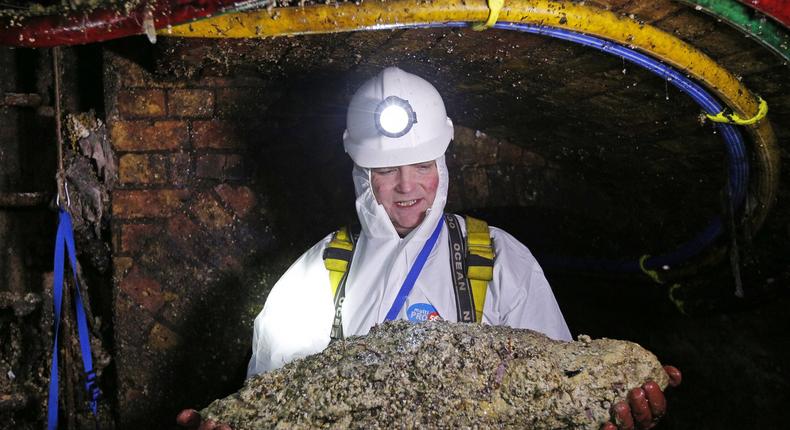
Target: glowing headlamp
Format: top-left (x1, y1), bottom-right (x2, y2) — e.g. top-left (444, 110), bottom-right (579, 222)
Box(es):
top-left (374, 96), bottom-right (417, 138)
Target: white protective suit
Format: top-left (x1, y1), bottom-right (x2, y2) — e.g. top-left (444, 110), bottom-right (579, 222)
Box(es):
top-left (247, 156), bottom-right (571, 377)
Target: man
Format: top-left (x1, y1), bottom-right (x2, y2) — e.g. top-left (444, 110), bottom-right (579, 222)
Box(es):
top-left (178, 67), bottom-right (680, 430)
top-left (246, 66), bottom-right (572, 375)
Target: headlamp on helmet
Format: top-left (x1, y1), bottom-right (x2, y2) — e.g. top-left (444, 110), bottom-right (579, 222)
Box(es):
top-left (375, 96), bottom-right (417, 138)
top-left (343, 67), bottom-right (454, 168)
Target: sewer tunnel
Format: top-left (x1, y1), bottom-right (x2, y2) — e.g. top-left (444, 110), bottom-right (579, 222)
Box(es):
top-left (0, 0), bottom-right (788, 428)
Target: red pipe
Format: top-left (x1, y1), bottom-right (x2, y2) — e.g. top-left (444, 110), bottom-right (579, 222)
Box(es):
top-left (0, 0), bottom-right (255, 47)
top-left (738, 0), bottom-right (790, 28)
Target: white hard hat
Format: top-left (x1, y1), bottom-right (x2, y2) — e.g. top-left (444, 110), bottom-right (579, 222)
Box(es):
top-left (343, 67), bottom-right (454, 168)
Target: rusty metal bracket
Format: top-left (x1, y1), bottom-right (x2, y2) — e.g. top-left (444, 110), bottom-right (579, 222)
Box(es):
top-left (0, 192), bottom-right (50, 208)
top-left (2, 93), bottom-right (43, 108)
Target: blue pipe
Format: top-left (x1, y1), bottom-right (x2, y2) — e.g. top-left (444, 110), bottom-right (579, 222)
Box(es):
top-left (382, 21), bottom-right (749, 274)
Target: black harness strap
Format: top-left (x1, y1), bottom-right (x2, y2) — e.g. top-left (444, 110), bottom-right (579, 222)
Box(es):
top-left (330, 273), bottom-right (348, 341)
top-left (444, 214), bottom-right (476, 323)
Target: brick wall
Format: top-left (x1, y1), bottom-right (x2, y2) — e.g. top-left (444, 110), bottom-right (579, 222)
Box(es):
top-left (105, 49), bottom-right (285, 428)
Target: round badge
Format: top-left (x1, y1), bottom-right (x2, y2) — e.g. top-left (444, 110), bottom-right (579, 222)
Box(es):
top-left (407, 303), bottom-right (441, 322)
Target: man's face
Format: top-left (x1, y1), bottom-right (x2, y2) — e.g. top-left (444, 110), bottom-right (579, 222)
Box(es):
top-left (371, 160), bottom-right (439, 236)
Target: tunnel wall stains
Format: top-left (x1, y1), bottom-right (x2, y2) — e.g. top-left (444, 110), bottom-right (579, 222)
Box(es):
top-left (104, 48), bottom-right (285, 428)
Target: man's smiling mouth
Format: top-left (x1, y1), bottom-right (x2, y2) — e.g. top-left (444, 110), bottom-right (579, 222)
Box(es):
top-left (395, 199), bottom-right (419, 207)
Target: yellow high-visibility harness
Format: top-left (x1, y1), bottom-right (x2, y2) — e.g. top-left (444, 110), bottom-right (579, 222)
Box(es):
top-left (323, 214), bottom-right (494, 340)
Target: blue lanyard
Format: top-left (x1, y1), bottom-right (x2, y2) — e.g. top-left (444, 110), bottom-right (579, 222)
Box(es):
top-left (48, 209), bottom-right (101, 429)
top-left (384, 217), bottom-right (445, 321)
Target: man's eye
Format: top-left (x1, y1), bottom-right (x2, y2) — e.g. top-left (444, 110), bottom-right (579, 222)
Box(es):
top-left (374, 169), bottom-right (395, 175)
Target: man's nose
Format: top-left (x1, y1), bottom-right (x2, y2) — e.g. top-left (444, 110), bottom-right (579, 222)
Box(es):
top-left (395, 168), bottom-right (415, 193)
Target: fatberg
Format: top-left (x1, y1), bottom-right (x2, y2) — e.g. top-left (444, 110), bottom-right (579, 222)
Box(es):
top-left (202, 320), bottom-right (669, 429)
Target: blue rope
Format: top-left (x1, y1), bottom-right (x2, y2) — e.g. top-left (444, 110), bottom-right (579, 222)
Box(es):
top-left (385, 217), bottom-right (445, 321)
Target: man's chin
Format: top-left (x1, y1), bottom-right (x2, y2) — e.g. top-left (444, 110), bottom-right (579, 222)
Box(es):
top-left (394, 216), bottom-right (427, 234)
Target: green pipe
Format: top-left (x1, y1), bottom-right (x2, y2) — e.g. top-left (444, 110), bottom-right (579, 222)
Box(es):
top-left (679, 0), bottom-right (790, 62)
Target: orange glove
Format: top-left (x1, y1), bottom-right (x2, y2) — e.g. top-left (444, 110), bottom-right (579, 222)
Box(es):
top-left (601, 365), bottom-right (682, 430)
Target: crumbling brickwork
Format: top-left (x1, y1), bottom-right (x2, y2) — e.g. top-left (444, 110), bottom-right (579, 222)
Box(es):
top-left (105, 48), bottom-right (283, 428)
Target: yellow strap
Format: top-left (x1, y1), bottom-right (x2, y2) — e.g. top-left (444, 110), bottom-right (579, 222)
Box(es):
top-left (325, 227), bottom-right (354, 297)
top-left (470, 279), bottom-right (487, 322)
top-left (324, 258), bottom-right (348, 273)
top-left (706, 96), bottom-right (768, 125)
top-left (466, 216), bottom-right (495, 261)
top-left (468, 265), bottom-right (493, 281)
top-left (465, 215), bottom-right (493, 322)
top-left (472, 0), bottom-right (504, 31)
top-left (329, 227), bottom-right (354, 251)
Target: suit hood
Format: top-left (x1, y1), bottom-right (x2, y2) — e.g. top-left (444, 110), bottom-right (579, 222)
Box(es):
top-left (352, 156), bottom-right (449, 241)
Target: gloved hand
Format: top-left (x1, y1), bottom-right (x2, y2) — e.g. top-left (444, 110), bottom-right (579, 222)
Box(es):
top-left (601, 365), bottom-right (682, 430)
top-left (176, 409), bottom-right (232, 430)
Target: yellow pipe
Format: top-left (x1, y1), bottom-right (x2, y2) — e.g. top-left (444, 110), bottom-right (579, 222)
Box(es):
top-left (163, 0), bottom-right (779, 232)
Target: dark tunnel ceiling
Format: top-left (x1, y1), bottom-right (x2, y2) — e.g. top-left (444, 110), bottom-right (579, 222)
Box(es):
top-left (158, 27), bottom-right (722, 169)
top-left (111, 0), bottom-right (789, 254)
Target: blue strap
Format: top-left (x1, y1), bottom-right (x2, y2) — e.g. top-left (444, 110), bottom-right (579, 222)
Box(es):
top-left (48, 211), bottom-right (66, 430)
top-left (384, 217), bottom-right (445, 321)
top-left (48, 209), bottom-right (101, 430)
